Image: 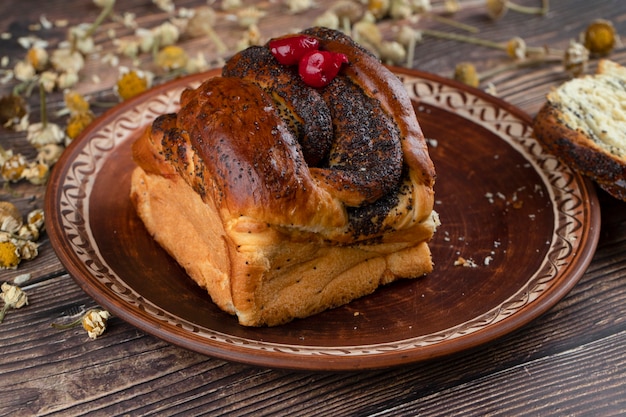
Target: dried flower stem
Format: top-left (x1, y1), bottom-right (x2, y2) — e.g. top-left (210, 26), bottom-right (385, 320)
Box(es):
top-left (421, 29), bottom-right (554, 56)
top-left (86, 0), bottom-right (116, 38)
top-left (50, 315), bottom-right (83, 329)
top-left (0, 303), bottom-right (10, 323)
top-left (508, 0), bottom-right (549, 16)
top-left (39, 83), bottom-right (47, 128)
top-left (427, 14), bottom-right (479, 33)
top-left (478, 56), bottom-right (562, 81)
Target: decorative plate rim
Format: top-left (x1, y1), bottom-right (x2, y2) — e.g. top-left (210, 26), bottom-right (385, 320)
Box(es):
top-left (45, 67), bottom-right (600, 371)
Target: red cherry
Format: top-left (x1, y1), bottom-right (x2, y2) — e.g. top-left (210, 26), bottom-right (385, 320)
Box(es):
top-left (298, 50), bottom-right (349, 88)
top-left (269, 35), bottom-right (320, 66)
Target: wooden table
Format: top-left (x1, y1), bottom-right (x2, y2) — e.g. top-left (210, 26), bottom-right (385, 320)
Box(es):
top-left (2, 0), bottom-right (626, 415)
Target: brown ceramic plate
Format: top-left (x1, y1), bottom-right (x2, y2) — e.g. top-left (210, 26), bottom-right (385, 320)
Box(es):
top-left (46, 68), bottom-right (600, 371)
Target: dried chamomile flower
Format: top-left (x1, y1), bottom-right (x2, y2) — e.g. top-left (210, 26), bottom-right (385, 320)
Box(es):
top-left (222, 0), bottom-right (242, 11)
top-left (26, 46), bottom-right (49, 71)
top-left (486, 0), bottom-right (549, 20)
top-left (184, 8), bottom-right (227, 53)
top-left (115, 69), bottom-right (152, 100)
top-left (68, 24), bottom-right (96, 55)
top-left (379, 41), bottom-right (407, 65)
top-left (17, 209), bottom-right (45, 242)
top-left (0, 282), bottom-right (28, 322)
top-left (236, 7), bottom-right (267, 28)
top-left (52, 307), bottom-right (112, 339)
top-left (153, 0), bottom-right (175, 13)
top-left (584, 19), bottom-right (616, 56)
top-left (56, 71), bottom-right (79, 90)
top-left (152, 21), bottom-right (180, 47)
top-left (13, 60), bottom-right (36, 82)
top-left (368, 0), bottom-right (390, 20)
top-left (64, 90), bottom-right (90, 115)
top-left (353, 21), bottom-right (383, 49)
top-left (155, 45), bottom-right (188, 71)
top-left (285, 0), bottom-right (315, 14)
top-left (454, 62), bottom-right (480, 87)
top-left (313, 10), bottom-right (340, 30)
top-left (563, 40), bottom-right (589, 77)
top-left (50, 47), bottom-right (85, 74)
top-left (22, 161), bottom-right (50, 185)
top-left (39, 70), bottom-right (58, 93)
top-left (27, 121), bottom-right (66, 149)
top-left (0, 241), bottom-right (20, 270)
top-left (185, 52), bottom-right (210, 74)
top-left (236, 24), bottom-right (262, 50)
top-left (0, 94), bottom-right (28, 128)
top-left (506, 37), bottom-right (527, 59)
top-left (444, 0), bottom-right (460, 13)
top-left (66, 111), bottom-right (95, 140)
top-left (36, 143), bottom-right (64, 165)
top-left (0, 202), bottom-right (23, 234)
top-left (389, 0), bottom-right (413, 20)
top-left (82, 308), bottom-right (111, 339)
top-left (1, 153), bottom-right (28, 182)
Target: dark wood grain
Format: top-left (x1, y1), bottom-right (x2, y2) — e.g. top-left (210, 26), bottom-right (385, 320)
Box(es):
top-left (2, 0), bottom-right (626, 415)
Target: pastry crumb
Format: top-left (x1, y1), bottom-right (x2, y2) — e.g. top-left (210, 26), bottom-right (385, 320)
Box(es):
top-left (454, 256), bottom-right (478, 268)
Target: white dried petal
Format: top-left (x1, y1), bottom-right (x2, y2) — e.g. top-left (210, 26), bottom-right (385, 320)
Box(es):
top-left (56, 71), bottom-right (79, 89)
top-left (13, 60), bottom-right (36, 82)
top-left (50, 48), bottom-right (85, 73)
top-left (36, 143), bottom-right (64, 165)
top-left (39, 71), bottom-right (58, 93)
top-left (27, 122), bottom-right (66, 148)
top-left (0, 282), bottom-right (28, 309)
top-left (152, 22), bottom-right (180, 46)
top-left (17, 240), bottom-right (39, 261)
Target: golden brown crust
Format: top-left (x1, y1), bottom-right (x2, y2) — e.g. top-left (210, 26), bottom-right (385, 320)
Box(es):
top-left (130, 28), bottom-right (438, 326)
top-left (532, 59), bottom-right (626, 201)
top-left (534, 104), bottom-right (626, 198)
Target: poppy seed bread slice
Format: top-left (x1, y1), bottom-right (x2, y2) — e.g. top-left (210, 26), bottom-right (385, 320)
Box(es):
top-left (533, 59), bottom-right (626, 200)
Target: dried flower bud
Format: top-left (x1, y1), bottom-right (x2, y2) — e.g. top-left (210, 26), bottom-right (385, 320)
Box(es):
top-left (27, 209), bottom-right (45, 232)
top-left (506, 36), bottom-right (527, 59)
top-left (184, 6), bottom-right (217, 37)
top-left (454, 62), bottom-right (480, 87)
top-left (379, 41), bottom-right (407, 65)
top-left (0, 94), bottom-right (28, 128)
top-left (368, 0), bottom-right (390, 20)
top-left (563, 40), bottom-right (589, 77)
top-left (82, 309), bottom-right (111, 339)
top-left (26, 46), bottom-right (49, 71)
top-left (486, 0), bottom-right (507, 20)
top-left (0, 283), bottom-right (28, 322)
top-left (584, 19), bottom-right (616, 56)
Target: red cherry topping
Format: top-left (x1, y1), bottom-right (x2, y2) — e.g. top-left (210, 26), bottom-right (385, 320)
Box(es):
top-left (269, 35), bottom-right (320, 66)
top-left (298, 50), bottom-right (349, 88)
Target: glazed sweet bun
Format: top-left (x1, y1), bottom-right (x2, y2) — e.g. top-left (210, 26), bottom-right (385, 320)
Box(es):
top-left (130, 27), bottom-right (439, 326)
